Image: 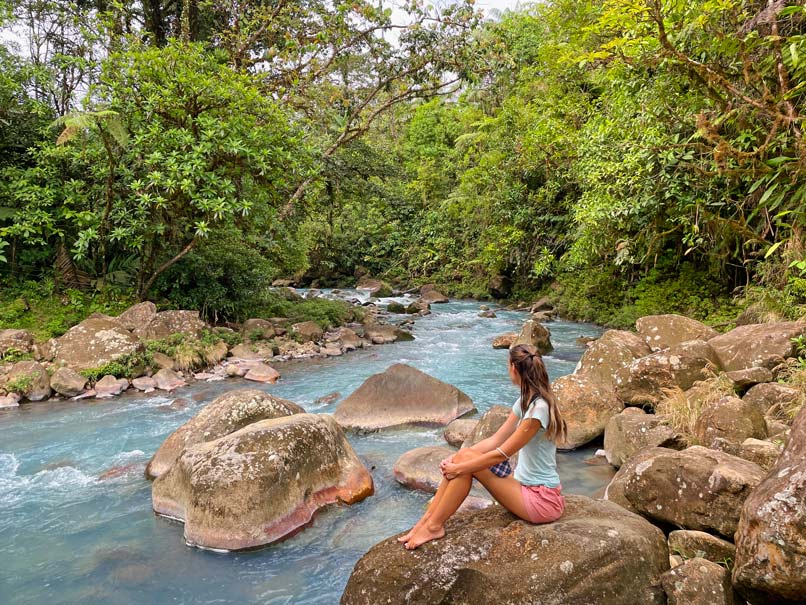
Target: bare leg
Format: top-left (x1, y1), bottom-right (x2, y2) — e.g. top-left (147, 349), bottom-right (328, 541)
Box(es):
top-left (397, 476), bottom-right (452, 542)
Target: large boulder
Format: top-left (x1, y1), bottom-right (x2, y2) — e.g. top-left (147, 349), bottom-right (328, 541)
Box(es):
top-left (461, 404), bottom-right (511, 448)
top-left (152, 413), bottom-right (373, 550)
top-left (620, 446), bottom-right (766, 538)
top-left (420, 289), bottom-right (449, 304)
top-left (660, 558), bottom-right (735, 605)
top-left (707, 322), bottom-right (806, 372)
top-left (47, 317), bottom-right (143, 372)
top-left (616, 351), bottom-right (716, 408)
top-left (333, 364), bottom-right (475, 431)
top-left (49, 367), bottom-right (87, 397)
top-left (134, 310), bottom-right (206, 341)
top-left (0, 329), bottom-right (34, 356)
top-left (153, 368), bottom-right (185, 392)
top-left (341, 495), bottom-right (669, 605)
top-left (443, 418), bottom-right (478, 447)
top-left (636, 315), bottom-right (718, 352)
top-left (668, 530), bottom-right (736, 565)
top-left (492, 333), bottom-right (517, 349)
top-left (693, 396), bottom-right (767, 446)
top-left (553, 373), bottom-right (624, 450)
top-left (513, 319), bottom-right (552, 354)
top-left (732, 406), bottom-right (806, 604)
top-left (145, 389), bottom-right (304, 479)
top-left (241, 318), bottom-right (276, 341)
top-left (292, 321), bottom-right (323, 343)
top-left (603, 408), bottom-right (685, 468)
top-left (4, 360), bottom-right (51, 401)
top-left (575, 329), bottom-right (652, 390)
top-left (356, 277), bottom-right (393, 297)
top-left (116, 301), bottom-right (157, 332)
top-left (743, 382), bottom-right (801, 416)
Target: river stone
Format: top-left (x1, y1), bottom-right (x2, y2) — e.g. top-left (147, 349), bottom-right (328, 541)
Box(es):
top-left (575, 329), bottom-right (652, 390)
top-left (617, 351), bottom-right (715, 408)
top-left (241, 318), bottom-right (275, 341)
top-left (95, 375), bottom-right (129, 398)
top-left (146, 389), bottom-right (304, 479)
top-left (725, 366), bottom-right (773, 390)
top-left (461, 404), bottom-right (511, 448)
top-left (333, 327), bottom-right (362, 351)
top-left (0, 393), bottom-right (20, 408)
top-left (707, 322), bottom-right (806, 372)
top-left (621, 446), bottom-right (766, 538)
top-left (356, 277), bottom-right (392, 297)
top-left (292, 321), bottom-right (323, 343)
top-left (152, 413), bottom-right (373, 550)
top-left (492, 333), bottom-right (517, 349)
top-left (5, 360), bottom-right (51, 401)
top-left (660, 558), bottom-right (735, 605)
top-left (513, 319), bottom-right (552, 353)
top-left (667, 339), bottom-right (721, 368)
top-left (693, 396), bottom-right (767, 446)
top-left (406, 300), bottom-right (430, 315)
top-left (743, 382), bottom-right (801, 416)
top-left (387, 301), bottom-right (406, 313)
top-left (243, 363), bottom-right (280, 384)
top-left (604, 408), bottom-right (686, 468)
top-left (636, 315), bottom-right (718, 352)
top-left (0, 329), bottom-right (34, 356)
top-left (116, 301), bottom-right (157, 332)
top-left (668, 530), bottom-right (736, 564)
top-left (420, 289), bottom-right (449, 304)
top-left (228, 343), bottom-right (267, 361)
top-left (443, 418), bottom-right (478, 447)
top-left (392, 446), bottom-right (491, 506)
top-left (603, 447), bottom-right (658, 514)
top-left (553, 373), bottom-right (623, 450)
top-left (131, 376), bottom-right (156, 393)
top-left (333, 364), bottom-right (475, 431)
top-left (50, 367), bottom-right (87, 397)
top-left (738, 437), bottom-right (782, 471)
top-left (732, 406), bottom-right (806, 604)
top-left (134, 310), bottom-right (206, 341)
top-left (47, 317), bottom-right (144, 372)
top-left (340, 495), bottom-right (669, 605)
top-left (153, 368), bottom-right (185, 392)
top-left (151, 352), bottom-right (175, 370)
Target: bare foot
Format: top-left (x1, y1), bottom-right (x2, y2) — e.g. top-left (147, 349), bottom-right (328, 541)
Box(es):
top-left (404, 524), bottom-right (445, 550)
top-left (397, 515), bottom-right (431, 543)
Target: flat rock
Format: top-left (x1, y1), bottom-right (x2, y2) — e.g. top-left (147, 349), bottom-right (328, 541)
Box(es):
top-left (145, 388), bottom-right (304, 479)
top-left (340, 495), bottom-right (669, 605)
top-left (0, 393), bottom-right (20, 408)
top-left (50, 367), bottom-right (87, 397)
top-left (334, 364), bottom-right (475, 431)
top-left (660, 558), bottom-right (734, 605)
top-left (152, 414), bottom-right (373, 550)
top-left (636, 315), bottom-right (718, 352)
top-left (243, 363), bottom-right (281, 384)
top-left (392, 446), bottom-right (491, 506)
top-left (725, 366), bottom-right (773, 389)
top-left (732, 406), bottom-right (806, 604)
top-left (553, 373), bottom-right (623, 450)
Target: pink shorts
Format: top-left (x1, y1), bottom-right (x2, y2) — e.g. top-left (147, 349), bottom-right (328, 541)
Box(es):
top-left (520, 484), bottom-right (565, 523)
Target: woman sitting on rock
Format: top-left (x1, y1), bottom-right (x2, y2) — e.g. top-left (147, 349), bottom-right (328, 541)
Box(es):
top-left (399, 343), bottom-right (567, 550)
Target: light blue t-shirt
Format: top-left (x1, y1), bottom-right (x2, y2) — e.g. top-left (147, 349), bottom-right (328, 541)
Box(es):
top-left (512, 397), bottom-right (561, 488)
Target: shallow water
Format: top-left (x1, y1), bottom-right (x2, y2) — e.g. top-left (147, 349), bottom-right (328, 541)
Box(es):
top-left (0, 295), bottom-right (607, 605)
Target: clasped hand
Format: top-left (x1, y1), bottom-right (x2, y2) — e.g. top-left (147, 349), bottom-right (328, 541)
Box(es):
top-left (439, 456), bottom-right (461, 480)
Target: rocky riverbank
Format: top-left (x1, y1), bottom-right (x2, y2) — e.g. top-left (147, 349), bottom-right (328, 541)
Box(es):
top-left (0, 283), bottom-right (452, 409)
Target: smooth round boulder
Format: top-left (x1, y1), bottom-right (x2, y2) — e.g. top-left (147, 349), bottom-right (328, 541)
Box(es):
top-left (46, 317), bottom-right (144, 372)
top-left (707, 322), bottom-right (806, 372)
top-left (420, 289), bottom-right (449, 304)
top-left (553, 373), bottom-right (623, 450)
top-left (356, 277), bottom-right (392, 297)
top-left (50, 367), bottom-right (87, 397)
top-left (145, 389), bottom-right (304, 479)
top-left (513, 319), bottom-right (552, 353)
top-left (668, 530), bottom-right (735, 565)
top-left (152, 413), bottom-right (373, 550)
top-left (693, 396), bottom-right (767, 446)
top-left (443, 418), bottom-right (478, 447)
top-left (392, 445), bottom-right (490, 506)
top-left (636, 315), bottom-right (718, 352)
top-left (620, 446), bottom-right (766, 538)
top-left (340, 495), bottom-right (669, 605)
top-left (5, 360), bottom-right (51, 401)
top-left (333, 364), bottom-right (475, 431)
top-left (660, 558), bottom-right (735, 605)
top-left (604, 408), bottom-right (686, 468)
top-left (243, 362), bottom-right (281, 384)
top-left (732, 406), bottom-right (806, 604)
top-left (153, 368), bottom-right (185, 392)
top-left (575, 329), bottom-right (651, 390)
top-left (94, 375), bottom-right (129, 398)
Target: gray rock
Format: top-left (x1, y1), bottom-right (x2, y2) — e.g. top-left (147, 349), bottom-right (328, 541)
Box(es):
top-left (134, 310), bottom-right (206, 341)
top-left (604, 408), bottom-right (686, 468)
top-left (708, 322), bottom-right (806, 372)
top-left (47, 317), bottom-right (143, 372)
top-left (116, 302), bottom-right (157, 331)
top-left (743, 382), bottom-right (801, 416)
top-left (514, 319), bottom-right (552, 353)
top-left (660, 558), bottom-right (735, 605)
top-left (131, 376), bottom-right (156, 392)
top-left (50, 367), bottom-right (87, 397)
top-left (153, 368), bottom-right (185, 392)
top-left (443, 418), bottom-right (478, 447)
top-left (0, 329), bottom-right (34, 356)
top-left (553, 373), bottom-right (624, 450)
top-left (243, 362), bottom-right (280, 384)
top-left (636, 315), bottom-right (718, 352)
top-left (5, 360), bottom-right (51, 401)
top-left (95, 375), bottom-right (129, 398)
top-left (694, 396), bottom-right (767, 446)
top-left (668, 530), bottom-right (736, 565)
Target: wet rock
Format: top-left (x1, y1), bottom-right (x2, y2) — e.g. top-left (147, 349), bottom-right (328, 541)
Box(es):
top-left (553, 373), bottom-right (623, 450)
top-left (134, 310), bottom-right (206, 341)
top-left (421, 289), bottom-right (449, 304)
top-left (492, 333), bottom-right (517, 349)
top-left (478, 310), bottom-right (496, 318)
top-left (604, 408), bottom-right (685, 468)
top-left (636, 315), bottom-right (718, 352)
top-left (694, 396), bottom-right (767, 446)
top-left (146, 389), bottom-right (303, 479)
top-left (292, 321), bottom-right (323, 343)
top-left (47, 317), bottom-right (143, 372)
top-left (4, 360), bottom-right (51, 401)
top-left (668, 530), bottom-right (736, 565)
top-left (444, 418), bottom-right (479, 447)
top-left (726, 366), bottom-right (773, 390)
top-left (131, 376), bottom-right (156, 392)
top-left (575, 329), bottom-right (652, 390)
top-left (313, 392), bottom-right (341, 406)
top-left (116, 302), bottom-right (157, 332)
top-left (152, 414), bottom-right (373, 550)
top-left (617, 351), bottom-right (716, 408)
top-left (514, 319), bottom-right (552, 354)
top-left (387, 301), bottom-right (406, 313)
top-left (153, 368), bottom-right (185, 392)
top-left (732, 406), bottom-right (806, 604)
top-left (743, 382), bottom-right (800, 416)
top-left (243, 362), bottom-right (280, 384)
top-left (334, 363), bottom-right (475, 431)
top-left (0, 329), bottom-right (34, 356)
top-left (406, 300), bottom-right (430, 315)
top-left (619, 446), bottom-right (766, 538)
top-left (356, 277), bottom-right (393, 297)
top-left (708, 322), bottom-right (806, 372)
top-left (50, 367), bottom-right (88, 397)
top-left (660, 558), bottom-right (735, 605)
top-left (341, 495), bottom-right (669, 605)
top-left (95, 375), bottom-right (129, 398)
top-left (320, 345), bottom-right (343, 357)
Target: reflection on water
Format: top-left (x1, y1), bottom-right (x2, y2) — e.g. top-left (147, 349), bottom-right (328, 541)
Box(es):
top-left (0, 295), bottom-right (607, 605)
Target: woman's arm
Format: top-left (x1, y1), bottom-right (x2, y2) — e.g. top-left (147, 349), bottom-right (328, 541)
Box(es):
top-left (470, 412), bottom-right (519, 453)
top-left (442, 418), bottom-right (542, 478)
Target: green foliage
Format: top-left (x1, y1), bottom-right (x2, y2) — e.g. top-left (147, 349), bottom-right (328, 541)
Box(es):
top-left (0, 348), bottom-right (33, 363)
top-left (5, 374), bottom-right (33, 394)
top-left (80, 350), bottom-right (153, 383)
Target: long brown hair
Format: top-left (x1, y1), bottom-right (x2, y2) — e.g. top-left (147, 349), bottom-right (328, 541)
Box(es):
top-left (509, 344), bottom-right (567, 445)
